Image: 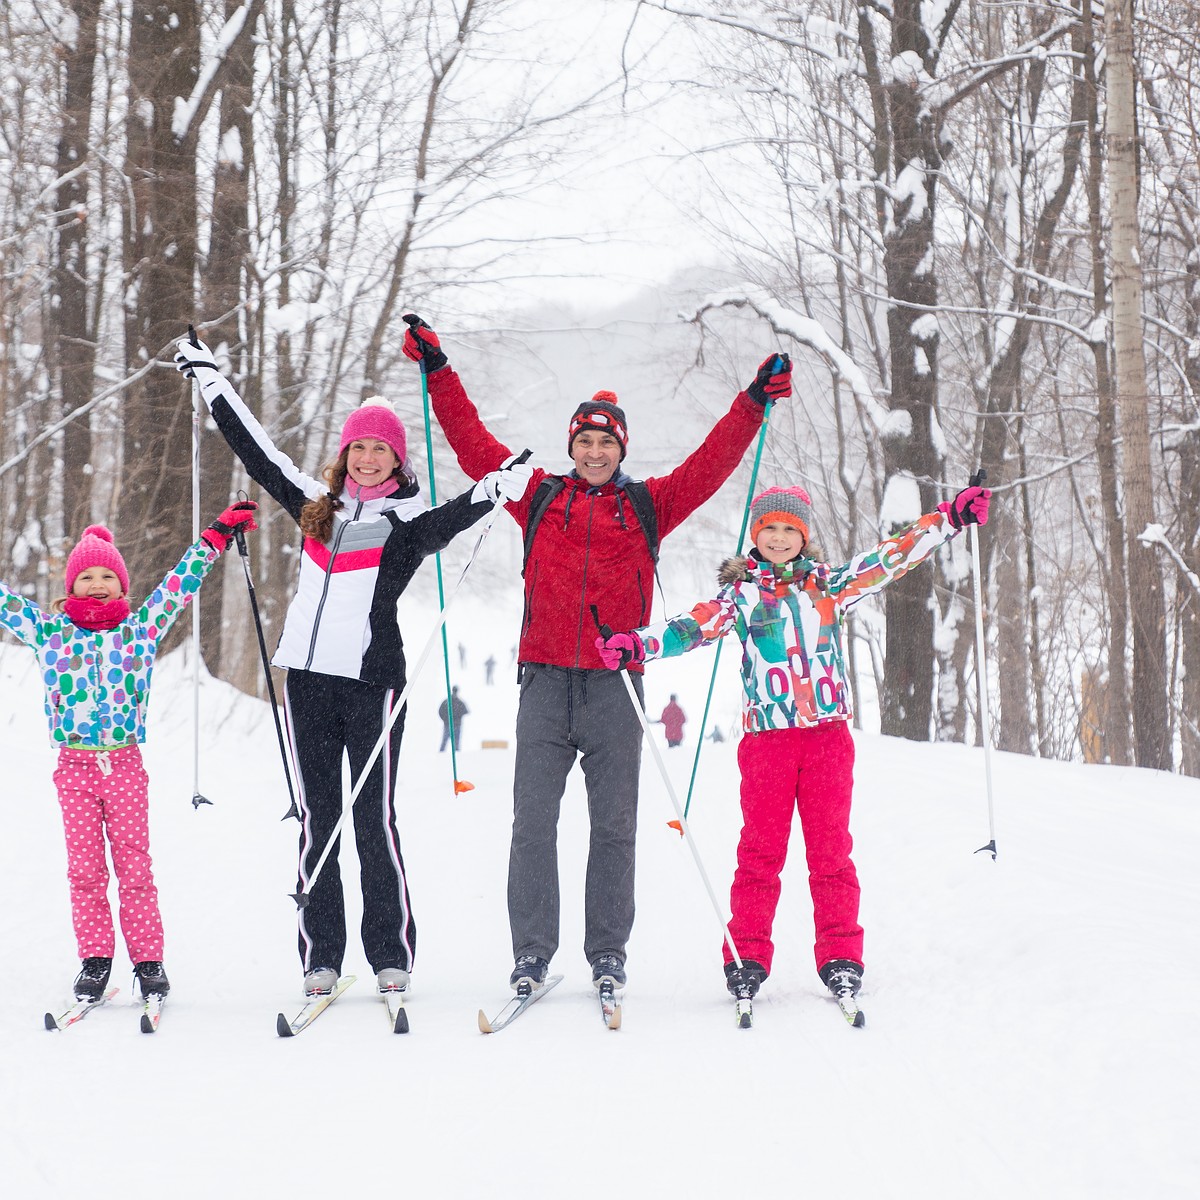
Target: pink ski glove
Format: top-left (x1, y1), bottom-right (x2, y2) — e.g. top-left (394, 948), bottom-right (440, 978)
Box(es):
top-left (595, 631), bottom-right (645, 671)
top-left (202, 500), bottom-right (259, 551)
top-left (939, 485), bottom-right (991, 530)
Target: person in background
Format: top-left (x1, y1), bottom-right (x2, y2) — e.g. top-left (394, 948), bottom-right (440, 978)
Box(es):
top-left (439, 685), bottom-right (469, 752)
top-left (660, 694), bottom-right (686, 747)
top-left (402, 312), bottom-right (790, 999)
top-left (597, 480), bottom-right (990, 1011)
top-left (0, 508), bottom-right (257, 1006)
top-left (175, 334), bottom-right (532, 1000)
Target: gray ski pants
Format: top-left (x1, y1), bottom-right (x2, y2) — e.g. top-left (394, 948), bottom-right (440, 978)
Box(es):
top-left (509, 664), bottom-right (645, 967)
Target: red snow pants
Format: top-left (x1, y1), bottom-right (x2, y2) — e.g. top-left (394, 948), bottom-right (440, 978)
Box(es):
top-left (53, 745), bottom-right (163, 963)
top-left (724, 721), bottom-right (862, 976)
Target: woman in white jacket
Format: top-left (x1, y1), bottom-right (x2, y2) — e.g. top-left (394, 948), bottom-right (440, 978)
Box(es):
top-left (176, 337), bottom-right (531, 998)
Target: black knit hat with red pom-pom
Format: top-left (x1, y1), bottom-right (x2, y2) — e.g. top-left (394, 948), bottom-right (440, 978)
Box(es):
top-left (567, 390), bottom-right (628, 459)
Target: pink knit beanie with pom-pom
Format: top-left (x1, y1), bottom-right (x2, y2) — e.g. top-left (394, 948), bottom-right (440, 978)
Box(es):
top-left (65, 525), bottom-right (130, 594)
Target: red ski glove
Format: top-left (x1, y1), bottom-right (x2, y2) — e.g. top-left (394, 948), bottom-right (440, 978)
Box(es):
top-left (402, 314), bottom-right (448, 373)
top-left (745, 353), bottom-right (792, 407)
top-left (595, 631), bottom-right (646, 671)
top-left (202, 501), bottom-right (259, 551)
top-left (938, 485), bottom-right (991, 530)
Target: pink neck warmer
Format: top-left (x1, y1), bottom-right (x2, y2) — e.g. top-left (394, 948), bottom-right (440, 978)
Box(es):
top-left (345, 476), bottom-right (401, 503)
top-left (64, 595), bottom-right (131, 631)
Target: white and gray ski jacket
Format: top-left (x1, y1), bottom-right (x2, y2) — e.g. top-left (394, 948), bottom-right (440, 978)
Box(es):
top-left (196, 371), bottom-right (491, 691)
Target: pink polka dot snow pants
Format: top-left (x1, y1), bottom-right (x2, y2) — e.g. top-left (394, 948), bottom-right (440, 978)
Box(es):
top-left (53, 745), bottom-right (163, 963)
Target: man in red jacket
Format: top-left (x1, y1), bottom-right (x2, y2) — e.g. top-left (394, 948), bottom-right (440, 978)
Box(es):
top-left (660, 695), bottom-right (687, 748)
top-left (403, 315), bottom-right (790, 996)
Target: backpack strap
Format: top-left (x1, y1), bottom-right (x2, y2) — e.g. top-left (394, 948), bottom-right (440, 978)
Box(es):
top-left (521, 476), bottom-right (663, 605)
top-left (521, 477), bottom-right (567, 576)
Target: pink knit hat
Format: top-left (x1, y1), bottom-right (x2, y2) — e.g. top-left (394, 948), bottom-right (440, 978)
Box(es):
top-left (749, 486), bottom-right (813, 545)
top-left (65, 525), bottom-right (129, 594)
top-left (339, 397), bottom-right (407, 463)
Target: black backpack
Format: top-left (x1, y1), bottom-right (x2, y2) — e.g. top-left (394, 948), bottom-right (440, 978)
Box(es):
top-left (520, 476), bottom-right (659, 576)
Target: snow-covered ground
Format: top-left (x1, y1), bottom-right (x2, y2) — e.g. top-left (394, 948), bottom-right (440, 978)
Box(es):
top-left (0, 592), bottom-right (1196, 1199)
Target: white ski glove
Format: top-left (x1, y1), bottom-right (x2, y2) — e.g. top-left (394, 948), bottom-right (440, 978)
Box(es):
top-left (474, 460), bottom-right (534, 505)
top-left (173, 333), bottom-right (224, 391)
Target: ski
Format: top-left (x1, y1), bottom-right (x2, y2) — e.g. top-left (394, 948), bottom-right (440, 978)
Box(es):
top-left (833, 993), bottom-right (865, 1028)
top-left (477, 974), bottom-right (563, 1034)
top-left (44, 987), bottom-right (119, 1031)
top-left (140, 993), bottom-right (166, 1034)
top-left (734, 994), bottom-right (754, 1029)
top-left (597, 978), bottom-right (622, 1030)
top-left (381, 985), bottom-right (409, 1034)
top-left (276, 974), bottom-right (356, 1037)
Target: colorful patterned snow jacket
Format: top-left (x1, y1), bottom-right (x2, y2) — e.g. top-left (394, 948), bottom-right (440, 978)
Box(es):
top-left (427, 365), bottom-right (766, 671)
top-left (637, 511), bottom-right (957, 733)
top-left (0, 539), bottom-right (219, 747)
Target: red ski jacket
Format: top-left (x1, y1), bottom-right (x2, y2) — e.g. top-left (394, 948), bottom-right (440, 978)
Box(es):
top-left (428, 366), bottom-right (765, 671)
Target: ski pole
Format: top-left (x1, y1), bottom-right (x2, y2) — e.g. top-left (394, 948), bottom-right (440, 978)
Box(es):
top-left (231, 504), bottom-right (300, 822)
top-left (967, 468), bottom-right (998, 860)
top-left (594, 611), bottom-right (743, 969)
top-left (291, 451), bottom-right (531, 909)
top-left (682, 382), bottom-right (776, 819)
top-left (416, 354), bottom-right (466, 789)
top-left (188, 324), bottom-right (211, 810)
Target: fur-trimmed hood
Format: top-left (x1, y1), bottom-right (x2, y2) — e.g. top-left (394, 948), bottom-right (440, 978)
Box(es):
top-left (717, 552), bottom-right (829, 591)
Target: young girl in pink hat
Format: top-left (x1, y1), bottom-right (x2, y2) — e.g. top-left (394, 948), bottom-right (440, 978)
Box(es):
top-left (0, 504), bottom-right (257, 1007)
top-left (598, 480), bottom-right (990, 1017)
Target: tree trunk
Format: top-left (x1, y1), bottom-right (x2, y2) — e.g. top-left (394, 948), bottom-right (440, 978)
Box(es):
top-left (1082, 2), bottom-right (1133, 765)
top-left (878, 1), bottom-right (944, 741)
top-left (1105, 0), bottom-right (1172, 769)
top-left (199, 0), bottom-right (259, 676)
top-left (121, 1), bottom-right (202, 610)
top-left (53, 0), bottom-right (101, 541)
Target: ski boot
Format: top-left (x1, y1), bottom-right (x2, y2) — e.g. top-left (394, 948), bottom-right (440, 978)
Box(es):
top-left (73, 956), bottom-right (113, 1002)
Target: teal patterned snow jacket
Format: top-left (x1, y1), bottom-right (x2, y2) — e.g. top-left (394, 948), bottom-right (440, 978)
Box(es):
top-left (0, 539), bottom-right (219, 747)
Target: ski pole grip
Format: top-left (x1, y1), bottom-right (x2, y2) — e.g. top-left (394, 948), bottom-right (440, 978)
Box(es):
top-left (513, 448), bottom-right (532, 465)
top-left (969, 468), bottom-right (986, 489)
top-left (187, 323), bottom-right (200, 348)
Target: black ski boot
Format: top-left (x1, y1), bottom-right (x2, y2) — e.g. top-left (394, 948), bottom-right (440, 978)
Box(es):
top-left (590, 954), bottom-right (626, 989)
top-left (724, 959), bottom-right (767, 999)
top-left (819, 958), bottom-right (863, 999)
top-left (134, 961), bottom-right (171, 999)
top-left (509, 955), bottom-right (549, 994)
top-left (73, 956), bottom-right (113, 1002)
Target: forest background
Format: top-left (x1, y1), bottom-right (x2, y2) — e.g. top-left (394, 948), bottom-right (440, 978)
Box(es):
top-left (0, 0), bottom-right (1197, 776)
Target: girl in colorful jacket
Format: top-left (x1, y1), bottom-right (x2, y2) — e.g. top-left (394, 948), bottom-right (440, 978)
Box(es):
top-left (597, 481), bottom-right (991, 1009)
top-left (175, 335), bottom-right (532, 999)
top-left (0, 507), bottom-right (258, 1005)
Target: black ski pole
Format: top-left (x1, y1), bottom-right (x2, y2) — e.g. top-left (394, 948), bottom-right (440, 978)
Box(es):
top-left (233, 507), bottom-right (300, 822)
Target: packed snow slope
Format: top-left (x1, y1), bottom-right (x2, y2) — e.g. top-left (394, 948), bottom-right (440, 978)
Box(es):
top-left (0, 594), bottom-right (1195, 1200)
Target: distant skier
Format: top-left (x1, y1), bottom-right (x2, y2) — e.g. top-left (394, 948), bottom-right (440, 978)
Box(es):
top-left (598, 480), bottom-right (991, 1010)
top-left (439, 686), bottom-right (469, 752)
top-left (484, 654), bottom-right (496, 685)
top-left (403, 312), bottom-right (789, 999)
top-left (660, 695), bottom-right (686, 747)
top-left (0, 508), bottom-right (257, 1007)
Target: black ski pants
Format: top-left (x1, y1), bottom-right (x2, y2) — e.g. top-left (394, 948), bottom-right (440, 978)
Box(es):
top-left (284, 669), bottom-right (415, 976)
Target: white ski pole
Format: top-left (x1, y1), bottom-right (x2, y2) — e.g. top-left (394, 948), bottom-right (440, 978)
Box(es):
top-left (602, 634), bottom-right (743, 969)
top-left (291, 452), bottom-right (530, 908)
top-left (189, 325), bottom-right (211, 810)
top-left (968, 469), bottom-right (997, 859)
